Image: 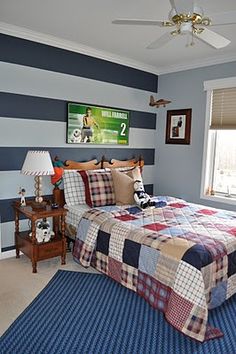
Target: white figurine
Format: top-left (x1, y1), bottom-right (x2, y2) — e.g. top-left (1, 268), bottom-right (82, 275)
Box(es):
top-left (19, 187), bottom-right (26, 206)
top-left (133, 180), bottom-right (155, 209)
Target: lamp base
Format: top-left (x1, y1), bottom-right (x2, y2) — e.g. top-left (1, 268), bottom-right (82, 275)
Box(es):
top-left (31, 201), bottom-right (48, 210)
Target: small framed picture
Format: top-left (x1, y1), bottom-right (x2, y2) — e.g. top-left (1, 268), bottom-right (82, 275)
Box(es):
top-left (165, 109), bottom-right (192, 145)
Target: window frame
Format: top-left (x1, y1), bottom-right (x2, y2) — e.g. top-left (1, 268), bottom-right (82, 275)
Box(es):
top-left (201, 77), bottom-right (236, 206)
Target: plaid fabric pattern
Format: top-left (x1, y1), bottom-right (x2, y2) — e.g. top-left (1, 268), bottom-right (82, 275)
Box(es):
top-left (121, 263), bottom-right (138, 291)
top-left (165, 290), bottom-right (194, 331)
top-left (73, 197), bottom-right (236, 342)
top-left (108, 258), bottom-right (122, 283)
top-left (81, 171), bottom-right (115, 207)
top-left (63, 170), bottom-right (86, 205)
top-left (79, 243), bottom-right (94, 267)
top-left (63, 169), bottom-right (105, 205)
top-left (65, 205), bottom-right (89, 229)
top-left (96, 252), bottom-right (108, 274)
top-left (109, 223), bottom-right (131, 262)
top-left (184, 305), bottom-right (208, 339)
top-left (137, 271), bottom-right (171, 312)
top-left (173, 261), bottom-right (206, 307)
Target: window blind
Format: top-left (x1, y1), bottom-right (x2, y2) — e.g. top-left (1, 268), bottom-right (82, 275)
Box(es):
top-left (211, 87), bottom-right (236, 129)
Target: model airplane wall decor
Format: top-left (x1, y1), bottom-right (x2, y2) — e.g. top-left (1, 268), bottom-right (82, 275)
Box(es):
top-left (149, 96), bottom-right (171, 108)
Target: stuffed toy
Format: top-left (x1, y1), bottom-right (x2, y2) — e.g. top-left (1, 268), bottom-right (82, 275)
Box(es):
top-left (29, 218), bottom-right (54, 243)
top-left (133, 180), bottom-right (155, 209)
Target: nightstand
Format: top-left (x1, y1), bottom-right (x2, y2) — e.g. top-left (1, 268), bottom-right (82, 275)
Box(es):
top-left (13, 201), bottom-right (67, 273)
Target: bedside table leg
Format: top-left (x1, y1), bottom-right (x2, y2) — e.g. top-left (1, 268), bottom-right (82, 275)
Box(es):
top-left (15, 210), bottom-right (20, 258)
top-left (31, 221), bottom-right (37, 273)
top-left (32, 261), bottom-right (37, 273)
top-left (61, 215), bottom-right (66, 265)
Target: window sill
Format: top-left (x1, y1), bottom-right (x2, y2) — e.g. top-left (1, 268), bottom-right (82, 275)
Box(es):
top-left (201, 194), bottom-right (236, 206)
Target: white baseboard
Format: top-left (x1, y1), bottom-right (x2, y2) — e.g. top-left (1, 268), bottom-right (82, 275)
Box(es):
top-left (0, 250), bottom-right (21, 260)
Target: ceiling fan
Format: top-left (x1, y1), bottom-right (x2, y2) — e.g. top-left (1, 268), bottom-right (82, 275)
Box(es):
top-left (112, 0), bottom-right (236, 49)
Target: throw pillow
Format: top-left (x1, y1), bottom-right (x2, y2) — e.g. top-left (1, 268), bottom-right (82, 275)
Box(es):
top-left (111, 168), bottom-right (142, 205)
top-left (79, 170), bottom-right (115, 207)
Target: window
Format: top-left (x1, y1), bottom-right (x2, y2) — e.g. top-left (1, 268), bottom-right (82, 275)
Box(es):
top-left (201, 78), bottom-right (236, 204)
top-left (212, 130), bottom-right (236, 196)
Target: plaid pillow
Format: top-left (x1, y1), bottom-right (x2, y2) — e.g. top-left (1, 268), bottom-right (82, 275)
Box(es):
top-left (79, 170), bottom-right (115, 207)
top-left (63, 169), bottom-right (105, 206)
top-left (63, 170), bottom-right (86, 205)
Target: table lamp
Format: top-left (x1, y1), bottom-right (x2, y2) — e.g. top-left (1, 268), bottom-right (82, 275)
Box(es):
top-left (21, 151), bottom-right (54, 208)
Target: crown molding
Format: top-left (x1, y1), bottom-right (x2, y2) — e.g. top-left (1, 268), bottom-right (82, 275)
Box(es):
top-left (1, 21), bottom-right (236, 77)
top-left (157, 54), bottom-right (236, 75)
top-left (0, 21), bottom-right (159, 75)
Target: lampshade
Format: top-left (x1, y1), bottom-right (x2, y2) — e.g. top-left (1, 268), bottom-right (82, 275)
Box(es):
top-left (21, 151), bottom-right (54, 176)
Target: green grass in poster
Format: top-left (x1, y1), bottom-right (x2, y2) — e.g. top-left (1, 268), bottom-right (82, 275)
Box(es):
top-left (67, 103), bottom-right (129, 145)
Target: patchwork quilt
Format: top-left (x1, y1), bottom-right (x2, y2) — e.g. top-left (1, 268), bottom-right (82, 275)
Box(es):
top-left (72, 196), bottom-right (236, 342)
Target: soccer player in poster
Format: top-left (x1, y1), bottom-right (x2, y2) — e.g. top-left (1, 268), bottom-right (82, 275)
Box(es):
top-left (81, 107), bottom-right (99, 143)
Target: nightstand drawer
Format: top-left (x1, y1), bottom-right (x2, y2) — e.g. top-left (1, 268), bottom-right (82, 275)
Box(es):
top-left (37, 240), bottom-right (63, 260)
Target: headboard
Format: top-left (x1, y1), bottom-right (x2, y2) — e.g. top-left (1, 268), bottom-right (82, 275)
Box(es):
top-left (53, 155), bottom-right (144, 207)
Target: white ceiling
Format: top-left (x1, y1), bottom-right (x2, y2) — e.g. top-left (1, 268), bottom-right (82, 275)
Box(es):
top-left (1, 0), bottom-right (236, 74)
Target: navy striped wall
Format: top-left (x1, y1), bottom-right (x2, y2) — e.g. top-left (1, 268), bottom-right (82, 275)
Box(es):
top-left (0, 34), bottom-right (157, 92)
top-left (0, 93), bottom-right (156, 129)
top-left (0, 34), bottom-right (158, 253)
top-left (0, 147), bottom-right (155, 172)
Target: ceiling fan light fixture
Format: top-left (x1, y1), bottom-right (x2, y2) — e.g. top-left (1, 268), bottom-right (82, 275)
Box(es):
top-left (163, 21), bottom-right (174, 27)
top-left (180, 22), bottom-right (192, 33)
top-left (194, 27), bottom-right (204, 34)
top-left (171, 29), bottom-right (180, 36)
top-left (201, 17), bottom-right (211, 26)
top-left (192, 13), bottom-right (203, 24)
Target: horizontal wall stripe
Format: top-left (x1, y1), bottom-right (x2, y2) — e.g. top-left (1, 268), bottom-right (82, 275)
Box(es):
top-left (0, 183), bottom-right (153, 225)
top-left (144, 184), bottom-right (153, 196)
top-left (0, 195), bottom-right (53, 224)
top-left (0, 171), bottom-right (53, 200)
top-left (0, 118), bottom-right (156, 149)
top-left (0, 93), bottom-right (156, 129)
top-left (0, 62), bottom-right (156, 113)
top-left (0, 92), bottom-right (66, 122)
top-left (0, 147), bottom-right (155, 171)
top-left (0, 166), bottom-right (155, 201)
top-left (0, 34), bottom-right (158, 92)
top-left (1, 246), bottom-right (15, 253)
top-left (1, 219), bottom-right (29, 250)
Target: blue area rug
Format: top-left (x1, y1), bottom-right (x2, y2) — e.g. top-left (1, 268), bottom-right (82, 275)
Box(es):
top-left (0, 270), bottom-right (236, 354)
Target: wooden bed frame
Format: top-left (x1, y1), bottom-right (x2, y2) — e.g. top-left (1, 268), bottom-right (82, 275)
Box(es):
top-left (53, 155), bottom-right (144, 207)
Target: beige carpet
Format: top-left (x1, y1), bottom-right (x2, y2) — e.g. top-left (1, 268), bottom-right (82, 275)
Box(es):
top-left (0, 252), bottom-right (98, 336)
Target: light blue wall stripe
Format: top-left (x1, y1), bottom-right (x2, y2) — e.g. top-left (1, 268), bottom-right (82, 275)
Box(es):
top-left (0, 34), bottom-right (158, 92)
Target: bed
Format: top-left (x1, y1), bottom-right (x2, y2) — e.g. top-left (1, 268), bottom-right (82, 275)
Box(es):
top-left (53, 156), bottom-right (236, 343)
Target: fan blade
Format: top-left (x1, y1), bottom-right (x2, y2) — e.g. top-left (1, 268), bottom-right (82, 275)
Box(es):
top-left (194, 28), bottom-right (230, 48)
top-left (147, 32), bottom-right (174, 49)
top-left (112, 19), bottom-right (164, 26)
top-left (210, 11), bottom-right (236, 26)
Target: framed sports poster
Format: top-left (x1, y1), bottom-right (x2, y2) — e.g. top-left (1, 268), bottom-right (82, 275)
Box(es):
top-left (67, 103), bottom-right (129, 145)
